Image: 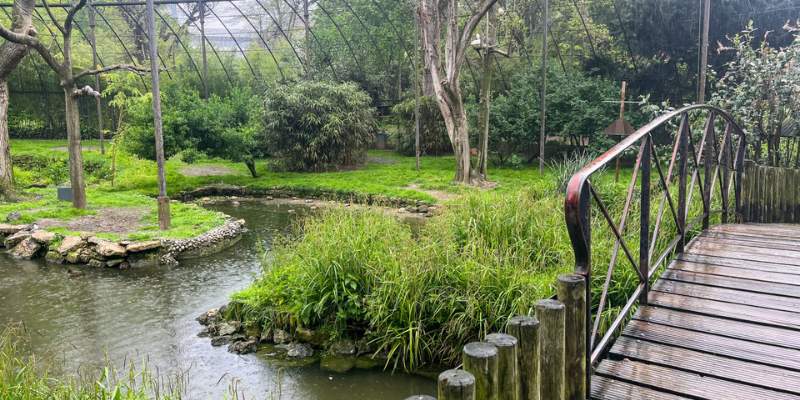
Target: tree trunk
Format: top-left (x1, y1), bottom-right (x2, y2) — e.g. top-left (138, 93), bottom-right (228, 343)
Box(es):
top-left (477, 52), bottom-right (493, 178)
top-left (64, 88), bottom-right (87, 209)
top-left (448, 95), bottom-right (473, 184)
top-left (244, 158), bottom-right (257, 178)
top-left (0, 80), bottom-right (13, 199)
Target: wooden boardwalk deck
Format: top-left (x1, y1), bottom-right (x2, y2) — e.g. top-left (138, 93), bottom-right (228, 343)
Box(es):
top-left (591, 223), bottom-right (800, 400)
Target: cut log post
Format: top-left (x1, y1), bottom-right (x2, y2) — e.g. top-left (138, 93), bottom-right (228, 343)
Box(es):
top-left (557, 274), bottom-right (587, 400)
top-left (485, 333), bottom-right (519, 400)
top-left (536, 299), bottom-right (565, 400)
top-left (438, 369), bottom-right (476, 400)
top-left (507, 316), bottom-right (539, 400)
top-left (463, 342), bottom-right (499, 400)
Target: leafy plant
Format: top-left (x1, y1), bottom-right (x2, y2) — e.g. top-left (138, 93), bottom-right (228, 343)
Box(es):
top-left (260, 81), bottom-right (377, 172)
top-left (391, 95), bottom-right (452, 156)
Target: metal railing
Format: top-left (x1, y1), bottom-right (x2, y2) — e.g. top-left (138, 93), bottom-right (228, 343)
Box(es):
top-left (563, 104), bottom-right (748, 382)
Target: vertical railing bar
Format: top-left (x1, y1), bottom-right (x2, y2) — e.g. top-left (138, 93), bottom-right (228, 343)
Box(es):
top-left (590, 140), bottom-right (646, 347)
top-left (677, 113), bottom-right (690, 253)
top-left (639, 134), bottom-right (651, 304)
top-left (702, 112), bottom-right (716, 229)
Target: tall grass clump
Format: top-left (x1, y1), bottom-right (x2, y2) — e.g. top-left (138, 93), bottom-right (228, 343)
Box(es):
top-left (0, 325), bottom-right (186, 400)
top-left (233, 188), bottom-right (576, 369)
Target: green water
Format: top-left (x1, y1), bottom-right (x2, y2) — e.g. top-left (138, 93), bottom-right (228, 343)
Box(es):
top-left (0, 200), bottom-right (435, 399)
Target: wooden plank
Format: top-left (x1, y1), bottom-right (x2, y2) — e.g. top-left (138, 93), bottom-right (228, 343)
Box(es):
top-left (696, 234), bottom-right (800, 253)
top-left (671, 259), bottom-right (800, 285)
top-left (622, 319), bottom-right (800, 371)
top-left (590, 375), bottom-right (691, 400)
top-left (609, 336), bottom-right (800, 395)
top-left (661, 269), bottom-right (800, 298)
top-left (687, 241), bottom-right (800, 264)
top-left (633, 306), bottom-right (800, 349)
top-left (700, 231), bottom-right (800, 246)
top-left (648, 291), bottom-right (800, 330)
top-left (709, 223), bottom-right (800, 238)
top-left (651, 279), bottom-right (800, 312)
top-left (595, 359), bottom-right (800, 400)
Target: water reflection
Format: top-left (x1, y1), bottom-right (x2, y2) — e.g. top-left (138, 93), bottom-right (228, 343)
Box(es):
top-left (0, 200), bottom-right (434, 399)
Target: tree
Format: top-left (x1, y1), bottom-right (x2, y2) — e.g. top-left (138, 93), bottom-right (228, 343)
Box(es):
top-left (0, 0), bottom-right (34, 200)
top-left (418, 0), bottom-right (498, 185)
top-left (0, 0), bottom-right (146, 208)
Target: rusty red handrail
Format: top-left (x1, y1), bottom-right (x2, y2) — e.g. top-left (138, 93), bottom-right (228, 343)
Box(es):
top-left (563, 104), bottom-right (748, 387)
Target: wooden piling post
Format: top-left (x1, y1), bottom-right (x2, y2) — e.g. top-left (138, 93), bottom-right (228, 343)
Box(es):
top-left (507, 316), bottom-right (539, 400)
top-left (438, 369), bottom-right (476, 400)
top-left (485, 333), bottom-right (519, 400)
top-left (463, 342), bottom-right (499, 400)
top-left (536, 299), bottom-right (565, 400)
top-left (557, 274), bottom-right (587, 400)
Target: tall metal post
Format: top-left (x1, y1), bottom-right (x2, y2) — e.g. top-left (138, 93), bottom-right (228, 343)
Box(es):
top-left (145, 0), bottom-right (170, 229)
top-left (698, 0), bottom-right (710, 103)
top-left (539, 0), bottom-right (548, 173)
top-left (199, 0), bottom-right (208, 98)
top-left (88, 1), bottom-right (105, 154)
top-left (303, 0), bottom-right (311, 77)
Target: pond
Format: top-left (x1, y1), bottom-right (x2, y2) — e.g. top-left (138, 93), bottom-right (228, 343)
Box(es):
top-left (0, 200), bottom-right (435, 399)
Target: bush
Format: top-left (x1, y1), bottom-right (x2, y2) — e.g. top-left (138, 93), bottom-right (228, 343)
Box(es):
top-left (391, 95), bottom-right (452, 156)
top-left (260, 81), bottom-right (377, 171)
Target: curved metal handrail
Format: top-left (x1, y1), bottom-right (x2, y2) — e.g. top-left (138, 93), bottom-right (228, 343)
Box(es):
top-left (564, 104), bottom-right (748, 372)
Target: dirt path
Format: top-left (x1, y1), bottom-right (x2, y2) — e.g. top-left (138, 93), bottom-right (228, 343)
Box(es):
top-left (180, 165), bottom-right (241, 177)
top-left (405, 184), bottom-right (458, 202)
top-left (37, 207), bottom-right (147, 234)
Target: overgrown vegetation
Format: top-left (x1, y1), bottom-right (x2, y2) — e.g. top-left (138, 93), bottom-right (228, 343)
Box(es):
top-left (392, 95), bottom-right (451, 156)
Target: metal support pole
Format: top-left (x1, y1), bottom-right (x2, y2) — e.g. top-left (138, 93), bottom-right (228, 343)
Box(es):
top-left (639, 135), bottom-right (651, 303)
top-left (88, 1), bottom-right (105, 154)
top-left (303, 0), bottom-right (311, 77)
top-left (698, 0), bottom-right (710, 103)
top-left (199, 0), bottom-right (208, 98)
top-left (538, 0), bottom-right (548, 174)
top-left (145, 0), bottom-right (170, 229)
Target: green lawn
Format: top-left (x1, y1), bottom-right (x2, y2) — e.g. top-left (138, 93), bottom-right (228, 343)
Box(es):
top-left (11, 139), bottom-right (563, 204)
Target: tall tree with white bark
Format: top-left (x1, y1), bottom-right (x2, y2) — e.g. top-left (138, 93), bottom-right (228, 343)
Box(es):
top-left (418, 0), bottom-right (498, 185)
top-left (0, 0), bottom-right (146, 208)
top-left (0, 0), bottom-right (35, 200)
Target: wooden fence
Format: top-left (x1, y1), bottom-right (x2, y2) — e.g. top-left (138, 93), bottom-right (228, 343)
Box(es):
top-left (740, 160), bottom-right (800, 223)
top-left (405, 274), bottom-right (587, 400)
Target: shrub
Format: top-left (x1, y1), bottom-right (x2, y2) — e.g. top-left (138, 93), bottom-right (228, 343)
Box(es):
top-left (391, 95), bottom-right (452, 156)
top-left (260, 81), bottom-right (377, 171)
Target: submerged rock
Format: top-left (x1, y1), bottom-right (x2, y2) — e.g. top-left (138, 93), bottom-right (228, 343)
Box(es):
top-left (10, 237), bottom-right (42, 259)
top-left (228, 339), bottom-right (258, 354)
top-left (330, 339), bottom-right (356, 356)
top-left (320, 354), bottom-right (356, 373)
top-left (285, 342), bottom-right (314, 358)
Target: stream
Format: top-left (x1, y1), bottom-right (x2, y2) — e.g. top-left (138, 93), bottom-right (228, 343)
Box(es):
top-left (0, 200), bottom-right (435, 399)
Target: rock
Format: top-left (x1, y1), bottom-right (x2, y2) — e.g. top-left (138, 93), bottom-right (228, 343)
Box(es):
top-left (58, 236), bottom-right (85, 255)
top-left (304, 199), bottom-right (313, 203)
top-left (4, 231), bottom-right (31, 248)
top-left (273, 329), bottom-right (292, 344)
top-left (355, 338), bottom-right (375, 355)
top-left (286, 342), bottom-right (314, 358)
top-left (126, 240), bottom-right (161, 253)
top-left (80, 233), bottom-right (92, 240)
top-left (260, 329), bottom-right (273, 343)
top-left (87, 236), bottom-right (104, 245)
top-left (330, 339), bottom-right (356, 356)
top-left (9, 237), bottom-right (42, 259)
top-left (0, 223), bottom-right (27, 235)
top-left (66, 268), bottom-right (84, 278)
top-left (105, 258), bottom-right (125, 267)
top-left (211, 336), bottom-right (232, 347)
top-left (31, 230), bottom-right (57, 244)
top-left (45, 251), bottom-right (64, 264)
top-left (231, 201), bottom-right (240, 207)
top-left (287, 209), bottom-right (295, 214)
top-left (245, 324), bottom-right (262, 339)
top-left (197, 308), bottom-right (219, 326)
top-left (87, 259), bottom-right (104, 268)
top-left (266, 196), bottom-right (274, 200)
top-left (6, 212), bottom-right (21, 223)
top-left (228, 339), bottom-right (258, 354)
top-left (65, 251), bottom-right (81, 264)
top-left (94, 240), bottom-right (127, 257)
top-left (118, 261), bottom-right (130, 270)
top-left (217, 321), bottom-right (241, 336)
top-left (418, 205), bottom-right (429, 213)
top-left (296, 327), bottom-right (315, 343)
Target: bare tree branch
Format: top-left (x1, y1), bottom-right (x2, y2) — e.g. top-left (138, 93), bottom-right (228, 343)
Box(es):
top-left (41, 0), bottom-right (65, 35)
top-left (72, 63), bottom-right (150, 80)
top-left (0, 24), bottom-right (63, 73)
top-left (64, 0), bottom-right (88, 35)
top-left (456, 0), bottom-right (498, 68)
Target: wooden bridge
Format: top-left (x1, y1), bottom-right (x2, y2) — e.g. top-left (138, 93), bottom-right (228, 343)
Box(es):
top-left (566, 105), bottom-right (800, 400)
top-left (409, 105), bottom-right (800, 400)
